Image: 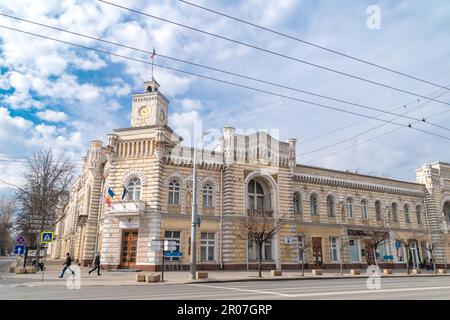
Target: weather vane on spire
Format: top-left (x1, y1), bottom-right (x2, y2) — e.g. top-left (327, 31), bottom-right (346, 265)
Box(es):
top-left (150, 47), bottom-right (156, 80)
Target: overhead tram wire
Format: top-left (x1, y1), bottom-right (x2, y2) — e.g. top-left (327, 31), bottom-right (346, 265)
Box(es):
top-left (179, 0), bottom-right (450, 91)
top-left (300, 91), bottom-right (448, 156)
top-left (303, 107), bottom-right (450, 165)
top-left (2, 25), bottom-right (450, 142)
top-left (97, 0), bottom-right (450, 107)
top-left (2, 14), bottom-right (450, 133)
top-left (300, 86), bottom-right (450, 145)
top-left (300, 87), bottom-right (450, 155)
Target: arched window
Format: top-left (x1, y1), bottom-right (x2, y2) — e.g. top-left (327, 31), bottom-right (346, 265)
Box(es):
top-left (202, 183), bottom-right (214, 208)
top-left (248, 179), bottom-right (265, 210)
top-left (404, 204), bottom-right (411, 224)
top-left (391, 203), bottom-right (398, 222)
top-left (416, 205), bottom-right (422, 224)
top-left (444, 201), bottom-right (450, 224)
top-left (168, 180), bottom-right (180, 205)
top-left (346, 197), bottom-right (354, 218)
top-left (361, 199), bottom-right (368, 220)
top-left (310, 194), bottom-right (318, 216)
top-left (375, 200), bottom-right (382, 221)
top-left (293, 192), bottom-right (302, 215)
top-left (127, 177), bottom-right (141, 201)
top-left (326, 195), bottom-right (335, 217)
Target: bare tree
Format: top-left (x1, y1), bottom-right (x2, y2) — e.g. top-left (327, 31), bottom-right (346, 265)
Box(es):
top-left (237, 211), bottom-right (284, 277)
top-left (297, 237), bottom-right (311, 276)
top-left (364, 224), bottom-right (389, 266)
top-left (0, 198), bottom-right (15, 254)
top-left (395, 231), bottom-right (419, 275)
top-left (14, 150), bottom-right (74, 270)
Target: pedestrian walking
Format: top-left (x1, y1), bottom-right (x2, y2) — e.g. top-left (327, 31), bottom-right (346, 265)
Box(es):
top-left (89, 253), bottom-right (101, 276)
top-left (59, 252), bottom-right (75, 278)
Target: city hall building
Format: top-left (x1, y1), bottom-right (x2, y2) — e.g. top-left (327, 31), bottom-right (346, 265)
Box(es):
top-left (51, 78), bottom-right (450, 271)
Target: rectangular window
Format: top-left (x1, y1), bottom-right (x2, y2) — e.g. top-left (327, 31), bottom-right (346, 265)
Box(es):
top-left (164, 230), bottom-right (181, 261)
top-left (330, 237), bottom-right (338, 261)
top-left (200, 232), bottom-right (215, 262)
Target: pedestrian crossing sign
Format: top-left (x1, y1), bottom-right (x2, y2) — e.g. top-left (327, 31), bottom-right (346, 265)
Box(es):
top-left (40, 231), bottom-right (54, 244)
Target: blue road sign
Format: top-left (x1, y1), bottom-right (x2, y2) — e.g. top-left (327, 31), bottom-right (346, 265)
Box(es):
top-left (163, 251), bottom-right (183, 257)
top-left (383, 255), bottom-right (394, 260)
top-left (14, 245), bottom-right (25, 255)
top-left (40, 231), bottom-right (54, 244)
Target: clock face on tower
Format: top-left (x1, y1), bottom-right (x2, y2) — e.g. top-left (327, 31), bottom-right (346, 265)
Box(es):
top-left (139, 106), bottom-right (150, 118)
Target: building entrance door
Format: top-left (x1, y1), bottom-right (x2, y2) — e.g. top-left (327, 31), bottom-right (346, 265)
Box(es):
top-left (312, 237), bottom-right (323, 267)
top-left (120, 230), bottom-right (138, 268)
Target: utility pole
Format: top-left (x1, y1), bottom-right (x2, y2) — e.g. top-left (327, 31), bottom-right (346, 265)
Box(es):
top-left (190, 130), bottom-right (211, 280)
top-left (35, 210), bottom-right (47, 274)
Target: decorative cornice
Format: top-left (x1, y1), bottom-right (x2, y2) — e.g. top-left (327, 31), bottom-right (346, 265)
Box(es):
top-left (292, 173), bottom-right (425, 197)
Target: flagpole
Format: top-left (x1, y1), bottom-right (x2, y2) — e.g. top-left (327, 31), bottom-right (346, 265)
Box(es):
top-left (151, 47), bottom-right (155, 80)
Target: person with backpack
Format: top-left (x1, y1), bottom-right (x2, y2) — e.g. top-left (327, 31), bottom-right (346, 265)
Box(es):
top-left (88, 253), bottom-right (101, 276)
top-left (59, 252), bottom-right (75, 278)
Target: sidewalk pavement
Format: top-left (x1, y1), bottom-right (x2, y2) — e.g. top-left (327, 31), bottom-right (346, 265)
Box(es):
top-left (2, 259), bottom-right (449, 287)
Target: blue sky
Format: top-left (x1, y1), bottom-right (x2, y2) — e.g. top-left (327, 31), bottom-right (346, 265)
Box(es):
top-left (0, 0), bottom-right (450, 193)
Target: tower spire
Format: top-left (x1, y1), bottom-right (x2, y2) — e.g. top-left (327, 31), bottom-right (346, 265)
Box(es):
top-left (150, 47), bottom-right (156, 80)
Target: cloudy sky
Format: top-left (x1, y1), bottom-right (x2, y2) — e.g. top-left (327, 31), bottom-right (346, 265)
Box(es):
top-left (0, 0), bottom-right (449, 194)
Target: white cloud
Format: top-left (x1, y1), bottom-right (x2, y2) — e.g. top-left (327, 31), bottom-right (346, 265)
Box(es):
top-left (36, 110), bottom-right (69, 122)
top-left (181, 98), bottom-right (202, 111)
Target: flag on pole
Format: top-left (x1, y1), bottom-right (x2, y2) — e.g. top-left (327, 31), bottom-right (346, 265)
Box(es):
top-left (108, 188), bottom-right (115, 198)
top-left (122, 185), bottom-right (129, 201)
top-left (150, 48), bottom-right (156, 59)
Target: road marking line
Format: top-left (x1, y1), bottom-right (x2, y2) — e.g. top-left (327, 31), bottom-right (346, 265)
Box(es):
top-left (191, 283), bottom-right (293, 297)
top-left (289, 285), bottom-right (450, 297)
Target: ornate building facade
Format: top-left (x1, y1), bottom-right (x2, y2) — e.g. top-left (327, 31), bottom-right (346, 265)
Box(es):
top-left (51, 78), bottom-right (450, 271)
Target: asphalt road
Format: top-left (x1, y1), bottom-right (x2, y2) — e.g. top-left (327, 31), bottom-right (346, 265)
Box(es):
top-left (1, 276), bottom-right (450, 300)
top-left (0, 256), bottom-right (15, 273)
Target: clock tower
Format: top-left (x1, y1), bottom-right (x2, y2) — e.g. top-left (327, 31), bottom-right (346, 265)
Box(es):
top-left (131, 78), bottom-right (169, 128)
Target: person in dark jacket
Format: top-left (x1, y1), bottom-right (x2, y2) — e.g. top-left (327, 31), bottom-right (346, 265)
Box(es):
top-left (59, 252), bottom-right (75, 278)
top-left (89, 253), bottom-right (101, 276)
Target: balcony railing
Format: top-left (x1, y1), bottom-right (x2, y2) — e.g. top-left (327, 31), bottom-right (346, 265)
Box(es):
top-left (105, 201), bottom-right (146, 216)
top-left (247, 209), bottom-right (273, 217)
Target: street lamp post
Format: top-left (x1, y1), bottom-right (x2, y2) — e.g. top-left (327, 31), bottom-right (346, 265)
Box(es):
top-left (190, 130), bottom-right (211, 280)
top-left (440, 218), bottom-right (448, 270)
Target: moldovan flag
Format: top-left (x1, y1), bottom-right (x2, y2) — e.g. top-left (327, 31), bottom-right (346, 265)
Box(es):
top-left (107, 188), bottom-right (115, 198)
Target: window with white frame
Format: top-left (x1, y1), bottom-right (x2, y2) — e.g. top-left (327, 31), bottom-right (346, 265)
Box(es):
top-left (375, 200), bottom-right (382, 221)
top-left (200, 232), bottom-right (215, 262)
top-left (127, 177), bottom-right (141, 201)
top-left (248, 179), bottom-right (265, 210)
top-left (168, 180), bottom-right (180, 205)
top-left (326, 195), bottom-right (335, 217)
top-left (164, 230), bottom-right (181, 261)
top-left (404, 204), bottom-right (411, 224)
top-left (346, 197), bottom-right (354, 218)
top-left (361, 199), bottom-right (368, 220)
top-left (310, 194), bottom-right (319, 216)
top-left (248, 236), bottom-right (272, 261)
top-left (202, 183), bottom-right (214, 208)
top-left (330, 237), bottom-right (339, 261)
top-left (293, 192), bottom-right (302, 215)
top-left (416, 205), bottom-right (422, 224)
